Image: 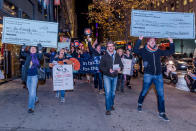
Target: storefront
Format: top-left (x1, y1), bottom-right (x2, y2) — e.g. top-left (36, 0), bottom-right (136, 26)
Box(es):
top-left (0, 0), bottom-right (21, 82)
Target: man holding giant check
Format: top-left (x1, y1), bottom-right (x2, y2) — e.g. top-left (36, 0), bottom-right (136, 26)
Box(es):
top-left (132, 10), bottom-right (195, 121)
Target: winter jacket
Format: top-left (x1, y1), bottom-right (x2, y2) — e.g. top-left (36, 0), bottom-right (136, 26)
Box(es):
top-left (21, 50), bottom-right (43, 82)
top-left (88, 42), bottom-right (102, 56)
top-left (133, 39), bottom-right (175, 75)
top-left (100, 51), bottom-right (123, 77)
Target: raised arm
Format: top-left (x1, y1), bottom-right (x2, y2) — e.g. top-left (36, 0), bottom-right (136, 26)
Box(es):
top-left (159, 38), bottom-right (175, 56)
top-left (133, 36), bottom-right (144, 56)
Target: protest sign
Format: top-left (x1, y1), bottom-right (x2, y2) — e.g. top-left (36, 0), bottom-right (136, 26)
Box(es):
top-left (53, 64), bottom-right (73, 91)
top-left (58, 42), bottom-right (70, 51)
top-left (131, 10), bottom-right (195, 39)
top-left (78, 56), bottom-right (101, 73)
top-left (2, 17), bottom-right (58, 48)
top-left (121, 58), bottom-right (132, 75)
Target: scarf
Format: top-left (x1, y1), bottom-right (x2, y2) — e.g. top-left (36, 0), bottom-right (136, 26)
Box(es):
top-left (30, 53), bottom-right (40, 68)
top-left (145, 44), bottom-right (158, 53)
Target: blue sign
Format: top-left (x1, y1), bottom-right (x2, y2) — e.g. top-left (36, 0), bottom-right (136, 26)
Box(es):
top-left (78, 56), bottom-right (101, 74)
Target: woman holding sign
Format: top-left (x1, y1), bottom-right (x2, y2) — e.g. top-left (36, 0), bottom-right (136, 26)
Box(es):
top-left (49, 49), bottom-right (72, 103)
top-left (21, 44), bottom-right (43, 113)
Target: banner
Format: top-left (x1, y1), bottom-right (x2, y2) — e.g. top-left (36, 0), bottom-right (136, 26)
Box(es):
top-left (53, 64), bottom-right (74, 91)
top-left (2, 17), bottom-right (58, 48)
top-left (78, 56), bottom-right (101, 73)
top-left (131, 10), bottom-right (195, 39)
top-left (121, 58), bottom-right (132, 75)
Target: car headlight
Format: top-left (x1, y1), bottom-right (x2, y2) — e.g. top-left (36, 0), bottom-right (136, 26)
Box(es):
top-left (168, 60), bottom-right (174, 65)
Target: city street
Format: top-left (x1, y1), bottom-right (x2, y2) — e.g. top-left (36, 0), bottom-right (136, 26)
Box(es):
top-left (0, 75), bottom-right (195, 131)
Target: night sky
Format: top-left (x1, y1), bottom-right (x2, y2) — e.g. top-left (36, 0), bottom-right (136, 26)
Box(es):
top-left (75, 0), bottom-right (92, 40)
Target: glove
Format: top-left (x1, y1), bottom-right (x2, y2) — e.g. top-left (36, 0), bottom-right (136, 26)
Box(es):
top-left (37, 43), bottom-right (43, 51)
top-left (21, 44), bottom-right (26, 51)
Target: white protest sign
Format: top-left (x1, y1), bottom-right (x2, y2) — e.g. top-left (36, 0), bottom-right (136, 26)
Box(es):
top-left (58, 42), bottom-right (70, 51)
top-left (2, 17), bottom-right (58, 48)
top-left (53, 64), bottom-right (74, 91)
top-left (131, 10), bottom-right (195, 39)
top-left (121, 58), bottom-right (132, 75)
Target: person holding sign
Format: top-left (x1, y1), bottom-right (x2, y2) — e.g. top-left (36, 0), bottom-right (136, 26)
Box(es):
top-left (100, 41), bottom-right (123, 115)
top-left (21, 44), bottom-right (43, 113)
top-left (49, 49), bottom-right (72, 103)
top-left (133, 36), bottom-right (175, 121)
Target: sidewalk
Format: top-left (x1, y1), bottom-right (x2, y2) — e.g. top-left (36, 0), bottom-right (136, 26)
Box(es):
top-left (0, 77), bottom-right (195, 131)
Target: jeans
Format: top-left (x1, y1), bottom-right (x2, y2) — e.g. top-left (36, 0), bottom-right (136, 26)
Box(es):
top-left (94, 72), bottom-right (103, 90)
top-left (138, 74), bottom-right (165, 113)
top-left (56, 90), bottom-right (65, 98)
top-left (103, 75), bottom-right (118, 111)
top-left (117, 74), bottom-right (124, 91)
top-left (27, 75), bottom-right (38, 110)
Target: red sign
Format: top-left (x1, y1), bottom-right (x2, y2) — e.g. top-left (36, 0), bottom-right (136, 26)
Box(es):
top-left (84, 28), bottom-right (92, 36)
top-left (54, 0), bottom-right (60, 5)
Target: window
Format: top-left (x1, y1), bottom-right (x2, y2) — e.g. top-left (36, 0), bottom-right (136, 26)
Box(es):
top-left (189, 0), bottom-right (193, 2)
top-left (184, 0), bottom-right (187, 5)
top-left (3, 1), bottom-right (18, 16)
top-left (166, 7), bottom-right (168, 12)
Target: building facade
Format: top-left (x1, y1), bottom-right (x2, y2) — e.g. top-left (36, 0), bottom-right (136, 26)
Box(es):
top-left (0, 0), bottom-right (54, 81)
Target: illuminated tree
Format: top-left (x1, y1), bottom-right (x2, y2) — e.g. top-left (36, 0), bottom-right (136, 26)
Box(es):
top-left (88, 0), bottom-right (158, 41)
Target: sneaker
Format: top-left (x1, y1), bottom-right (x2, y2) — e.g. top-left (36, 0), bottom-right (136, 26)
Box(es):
top-left (99, 90), bottom-right (105, 95)
top-left (60, 98), bottom-right (65, 103)
top-left (159, 113), bottom-right (170, 121)
top-left (127, 85), bottom-right (132, 89)
top-left (137, 105), bottom-right (142, 112)
top-left (28, 109), bottom-right (34, 113)
top-left (105, 111), bottom-right (111, 115)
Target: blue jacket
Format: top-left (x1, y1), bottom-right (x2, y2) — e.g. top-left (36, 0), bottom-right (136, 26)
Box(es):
top-left (133, 39), bottom-right (175, 75)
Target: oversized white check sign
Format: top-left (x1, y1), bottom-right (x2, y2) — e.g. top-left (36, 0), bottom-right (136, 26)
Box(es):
top-left (2, 17), bottom-right (58, 48)
top-left (131, 10), bottom-right (195, 39)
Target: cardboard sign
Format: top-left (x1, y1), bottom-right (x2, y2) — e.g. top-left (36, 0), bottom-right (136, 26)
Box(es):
top-left (121, 58), bottom-right (132, 75)
top-left (53, 64), bottom-right (74, 91)
top-left (2, 17), bottom-right (58, 48)
top-left (131, 10), bottom-right (195, 39)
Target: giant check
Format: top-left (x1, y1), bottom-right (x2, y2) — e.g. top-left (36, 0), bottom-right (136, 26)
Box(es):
top-left (2, 17), bottom-right (58, 48)
top-left (131, 10), bottom-right (195, 39)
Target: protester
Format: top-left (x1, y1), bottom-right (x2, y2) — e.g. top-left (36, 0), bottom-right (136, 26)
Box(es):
top-left (100, 41), bottom-right (123, 115)
top-left (49, 48), bottom-right (72, 103)
top-left (133, 36), bottom-right (175, 121)
top-left (116, 48), bottom-right (125, 92)
top-left (21, 44), bottom-right (43, 113)
top-left (88, 38), bottom-right (103, 93)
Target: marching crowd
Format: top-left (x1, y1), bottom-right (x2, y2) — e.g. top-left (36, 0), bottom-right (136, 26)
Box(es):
top-left (20, 36), bottom-right (175, 122)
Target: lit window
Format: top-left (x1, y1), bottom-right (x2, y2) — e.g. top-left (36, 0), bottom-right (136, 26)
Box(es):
top-left (189, 0), bottom-right (193, 2)
top-left (171, 7), bottom-right (175, 11)
top-left (166, 7), bottom-right (168, 11)
top-left (158, 2), bottom-right (160, 6)
top-left (162, 0), bottom-right (165, 3)
top-left (184, 0), bottom-right (187, 5)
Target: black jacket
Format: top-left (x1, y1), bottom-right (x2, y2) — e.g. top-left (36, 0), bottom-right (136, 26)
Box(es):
top-left (100, 51), bottom-right (123, 77)
top-left (88, 42), bottom-right (102, 56)
top-left (133, 39), bottom-right (175, 75)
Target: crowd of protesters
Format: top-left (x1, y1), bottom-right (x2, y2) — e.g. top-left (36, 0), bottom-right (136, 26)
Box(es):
top-left (20, 35), bottom-right (176, 122)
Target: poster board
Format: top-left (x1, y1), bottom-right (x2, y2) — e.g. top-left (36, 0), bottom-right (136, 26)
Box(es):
top-left (53, 64), bottom-right (74, 91)
top-left (121, 58), bottom-right (132, 75)
top-left (2, 17), bottom-right (58, 48)
top-left (131, 10), bottom-right (195, 39)
top-left (58, 42), bottom-right (70, 51)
